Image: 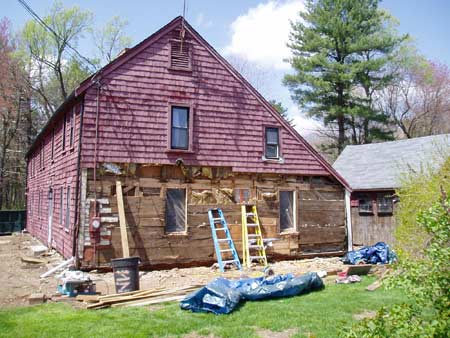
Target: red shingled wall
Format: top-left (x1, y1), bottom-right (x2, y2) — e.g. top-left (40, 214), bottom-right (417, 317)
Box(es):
top-left (26, 102), bottom-right (82, 258)
top-left (80, 23), bottom-right (329, 176)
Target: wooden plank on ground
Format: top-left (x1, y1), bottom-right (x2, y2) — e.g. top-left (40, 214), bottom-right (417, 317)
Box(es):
top-left (116, 180), bottom-right (130, 258)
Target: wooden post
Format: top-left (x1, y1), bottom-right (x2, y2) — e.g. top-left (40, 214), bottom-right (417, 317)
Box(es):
top-left (345, 189), bottom-right (353, 252)
top-left (116, 181), bottom-right (130, 258)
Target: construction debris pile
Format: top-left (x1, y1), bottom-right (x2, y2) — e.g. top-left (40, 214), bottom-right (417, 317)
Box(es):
top-left (78, 284), bottom-right (203, 309)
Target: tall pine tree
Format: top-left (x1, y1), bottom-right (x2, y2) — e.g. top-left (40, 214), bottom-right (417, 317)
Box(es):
top-left (284, 0), bottom-right (406, 154)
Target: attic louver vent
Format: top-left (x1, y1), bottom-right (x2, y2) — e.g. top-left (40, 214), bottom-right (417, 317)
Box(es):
top-left (170, 39), bottom-right (191, 71)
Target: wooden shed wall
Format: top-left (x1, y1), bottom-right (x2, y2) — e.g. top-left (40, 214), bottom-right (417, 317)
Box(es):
top-left (351, 191), bottom-right (397, 246)
top-left (26, 102), bottom-right (83, 258)
top-left (79, 164), bottom-right (346, 268)
top-left (80, 22), bottom-right (331, 176)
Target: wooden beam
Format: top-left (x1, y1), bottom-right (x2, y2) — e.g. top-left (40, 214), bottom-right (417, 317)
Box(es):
top-left (116, 181), bottom-right (130, 258)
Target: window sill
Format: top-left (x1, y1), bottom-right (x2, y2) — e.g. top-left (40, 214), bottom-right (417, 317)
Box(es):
top-left (359, 211), bottom-right (374, 216)
top-left (262, 155), bottom-right (284, 164)
top-left (279, 229), bottom-right (298, 235)
top-left (165, 149), bottom-right (194, 154)
top-left (164, 231), bottom-right (188, 237)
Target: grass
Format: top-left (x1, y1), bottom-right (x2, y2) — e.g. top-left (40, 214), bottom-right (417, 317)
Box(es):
top-left (0, 277), bottom-right (406, 338)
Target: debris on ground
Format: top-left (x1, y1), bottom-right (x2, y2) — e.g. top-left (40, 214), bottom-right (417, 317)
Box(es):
top-left (342, 242), bottom-right (397, 265)
top-left (335, 274), bottom-right (362, 284)
top-left (366, 280), bottom-right (382, 291)
top-left (180, 272), bottom-right (324, 314)
top-left (21, 256), bottom-right (48, 265)
top-left (40, 256), bottom-right (75, 278)
top-left (28, 293), bottom-right (46, 305)
top-left (346, 264), bottom-right (372, 276)
top-left (57, 270), bottom-right (96, 297)
top-left (0, 233), bottom-right (347, 308)
top-left (84, 284), bottom-right (203, 309)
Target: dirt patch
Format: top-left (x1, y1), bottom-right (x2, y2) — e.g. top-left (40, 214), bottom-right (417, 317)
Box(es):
top-left (256, 328), bottom-right (298, 338)
top-left (0, 233), bottom-right (64, 308)
top-left (0, 233), bottom-right (345, 308)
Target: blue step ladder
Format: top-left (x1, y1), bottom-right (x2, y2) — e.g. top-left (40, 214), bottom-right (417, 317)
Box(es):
top-left (208, 208), bottom-right (242, 272)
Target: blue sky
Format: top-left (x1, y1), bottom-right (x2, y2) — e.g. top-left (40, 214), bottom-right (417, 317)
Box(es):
top-left (5, 0), bottom-right (450, 135)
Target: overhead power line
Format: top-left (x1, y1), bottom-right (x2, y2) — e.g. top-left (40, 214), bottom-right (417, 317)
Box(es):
top-left (17, 0), bottom-right (97, 71)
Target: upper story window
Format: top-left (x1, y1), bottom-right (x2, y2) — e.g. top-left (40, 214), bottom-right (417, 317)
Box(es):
top-left (40, 141), bottom-right (44, 169)
top-left (51, 128), bottom-right (55, 161)
top-left (170, 106), bottom-right (189, 150)
top-left (69, 107), bottom-right (75, 148)
top-left (62, 113), bottom-right (67, 151)
top-left (265, 127), bottom-right (280, 159)
top-left (169, 39), bottom-right (191, 71)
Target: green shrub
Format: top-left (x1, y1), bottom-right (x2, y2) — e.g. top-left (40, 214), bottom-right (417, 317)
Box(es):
top-left (395, 155), bottom-right (450, 259)
top-left (342, 194), bottom-right (450, 338)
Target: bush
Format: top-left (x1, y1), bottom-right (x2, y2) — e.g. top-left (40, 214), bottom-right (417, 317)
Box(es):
top-left (341, 193), bottom-right (450, 338)
top-left (395, 154), bottom-right (450, 259)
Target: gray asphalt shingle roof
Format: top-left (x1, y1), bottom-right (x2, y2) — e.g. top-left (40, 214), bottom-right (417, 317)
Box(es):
top-left (333, 134), bottom-right (450, 190)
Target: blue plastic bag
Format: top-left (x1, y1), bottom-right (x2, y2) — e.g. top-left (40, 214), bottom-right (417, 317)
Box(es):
top-left (180, 272), bottom-right (324, 314)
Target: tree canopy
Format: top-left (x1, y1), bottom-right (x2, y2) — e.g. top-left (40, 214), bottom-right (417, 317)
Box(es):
top-left (284, 0), bottom-right (407, 154)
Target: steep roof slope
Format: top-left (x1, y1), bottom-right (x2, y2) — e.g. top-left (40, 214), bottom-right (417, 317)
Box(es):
top-left (27, 16), bottom-right (349, 188)
top-left (333, 134), bottom-right (450, 190)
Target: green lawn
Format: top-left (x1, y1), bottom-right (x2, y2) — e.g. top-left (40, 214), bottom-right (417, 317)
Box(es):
top-left (0, 277), bottom-right (406, 338)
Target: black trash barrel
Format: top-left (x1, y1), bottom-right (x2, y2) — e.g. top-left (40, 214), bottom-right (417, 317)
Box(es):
top-left (111, 257), bottom-right (140, 293)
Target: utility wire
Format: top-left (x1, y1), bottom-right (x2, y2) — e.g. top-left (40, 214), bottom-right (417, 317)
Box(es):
top-left (17, 0), bottom-right (97, 71)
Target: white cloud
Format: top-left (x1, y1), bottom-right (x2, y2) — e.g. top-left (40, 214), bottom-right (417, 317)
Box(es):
top-left (224, 0), bottom-right (304, 70)
top-left (194, 13), bottom-right (212, 29)
top-left (288, 105), bottom-right (321, 135)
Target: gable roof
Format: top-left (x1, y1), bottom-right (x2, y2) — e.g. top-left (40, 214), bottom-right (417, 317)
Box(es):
top-left (27, 16), bottom-right (349, 189)
top-left (333, 134), bottom-right (450, 191)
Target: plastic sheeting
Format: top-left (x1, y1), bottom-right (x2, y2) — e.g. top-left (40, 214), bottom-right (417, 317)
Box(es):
top-left (180, 272), bottom-right (324, 314)
top-left (343, 242), bottom-right (397, 265)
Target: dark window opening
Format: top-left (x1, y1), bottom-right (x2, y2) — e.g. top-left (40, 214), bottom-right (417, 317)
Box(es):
top-left (65, 186), bottom-right (70, 230)
top-left (62, 113), bottom-right (67, 150)
top-left (170, 40), bottom-right (191, 70)
top-left (69, 107), bottom-right (75, 147)
top-left (51, 128), bottom-right (55, 161)
top-left (165, 188), bottom-right (186, 233)
top-left (265, 127), bottom-right (279, 159)
top-left (59, 187), bottom-right (63, 225)
top-left (377, 194), bottom-right (393, 215)
top-left (171, 106), bottom-right (189, 150)
top-left (234, 189), bottom-right (250, 203)
top-left (280, 190), bottom-right (294, 231)
top-left (40, 142), bottom-right (44, 169)
top-left (38, 190), bottom-right (41, 218)
top-left (358, 196), bottom-right (373, 215)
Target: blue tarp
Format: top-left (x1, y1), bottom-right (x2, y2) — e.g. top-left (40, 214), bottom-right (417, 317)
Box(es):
top-left (180, 272), bottom-right (324, 314)
top-left (342, 242), bottom-right (397, 265)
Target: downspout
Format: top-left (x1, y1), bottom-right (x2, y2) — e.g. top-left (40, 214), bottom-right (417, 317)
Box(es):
top-left (345, 189), bottom-right (353, 252)
top-left (72, 99), bottom-right (84, 266)
top-left (93, 80), bottom-right (102, 266)
top-left (93, 80), bottom-right (101, 210)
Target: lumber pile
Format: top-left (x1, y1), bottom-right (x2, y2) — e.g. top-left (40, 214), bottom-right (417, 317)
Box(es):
top-left (77, 284), bottom-right (202, 309)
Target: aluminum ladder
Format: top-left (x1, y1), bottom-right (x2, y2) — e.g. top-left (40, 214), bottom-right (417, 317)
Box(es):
top-left (208, 208), bottom-right (242, 272)
top-left (241, 204), bottom-right (268, 268)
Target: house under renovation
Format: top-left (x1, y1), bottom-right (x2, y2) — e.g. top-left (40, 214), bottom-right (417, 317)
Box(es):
top-left (26, 17), bottom-right (351, 269)
top-left (333, 134), bottom-right (450, 246)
